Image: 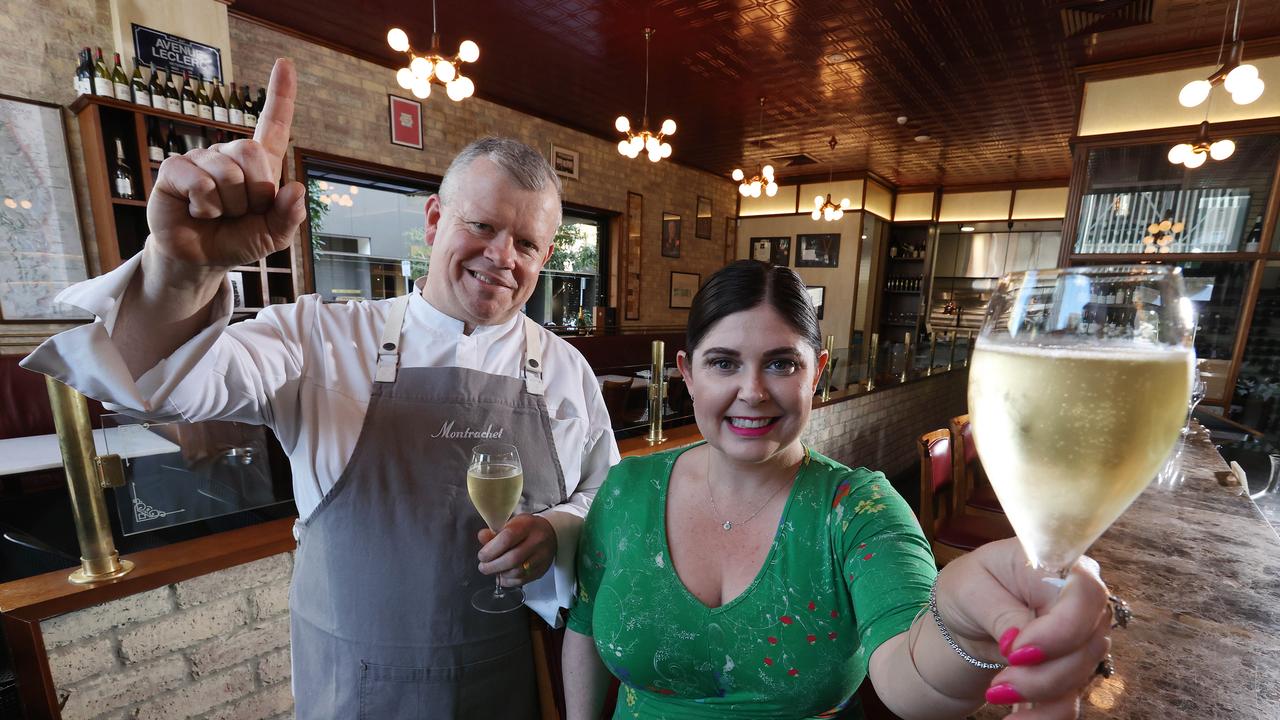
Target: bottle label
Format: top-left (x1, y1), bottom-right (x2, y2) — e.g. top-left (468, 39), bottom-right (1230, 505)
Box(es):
top-left (114, 82), bottom-right (130, 101)
top-left (151, 94), bottom-right (166, 110)
top-left (149, 146), bottom-right (164, 162)
top-left (94, 77), bottom-right (113, 96)
top-left (167, 150), bottom-right (182, 158)
top-left (244, 113), bottom-right (257, 128)
top-left (229, 109), bottom-right (244, 125)
top-left (134, 90), bottom-right (150, 106)
top-left (167, 98), bottom-right (181, 113)
top-left (182, 100), bottom-right (198, 115)
top-left (115, 176), bottom-right (133, 198)
top-left (75, 78), bottom-right (91, 95)
top-left (198, 105), bottom-right (213, 120)
top-left (213, 106), bottom-right (228, 123)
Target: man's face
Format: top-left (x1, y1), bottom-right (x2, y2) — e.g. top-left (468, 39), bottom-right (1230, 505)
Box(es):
top-left (422, 158), bottom-right (559, 330)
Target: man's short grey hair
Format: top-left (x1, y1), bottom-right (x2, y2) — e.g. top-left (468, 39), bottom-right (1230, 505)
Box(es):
top-left (439, 137), bottom-right (563, 225)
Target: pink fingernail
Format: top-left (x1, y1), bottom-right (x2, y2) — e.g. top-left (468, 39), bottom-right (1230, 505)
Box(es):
top-left (985, 683), bottom-right (1024, 705)
top-left (997, 628), bottom-right (1020, 657)
top-left (1006, 645), bottom-right (1046, 666)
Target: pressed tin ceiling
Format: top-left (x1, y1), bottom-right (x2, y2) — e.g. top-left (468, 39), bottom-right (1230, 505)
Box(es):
top-left (229, 0), bottom-right (1280, 187)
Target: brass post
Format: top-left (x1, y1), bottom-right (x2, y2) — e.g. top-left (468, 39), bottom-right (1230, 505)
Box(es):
top-left (646, 340), bottom-right (667, 445)
top-left (44, 377), bottom-right (133, 584)
top-left (927, 333), bottom-right (938, 376)
top-left (900, 331), bottom-right (912, 383)
top-left (821, 335), bottom-right (835, 402)
top-left (866, 332), bottom-right (879, 391)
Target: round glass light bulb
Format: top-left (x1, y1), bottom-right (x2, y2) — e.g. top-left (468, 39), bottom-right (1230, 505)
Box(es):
top-left (1158, 219), bottom-right (1172, 231)
top-left (815, 195), bottom-right (824, 207)
top-left (732, 168), bottom-right (745, 181)
top-left (1230, 77), bottom-right (1265, 105)
top-left (1143, 244), bottom-right (1156, 254)
top-left (1167, 144), bottom-right (1191, 164)
top-left (617, 140), bottom-right (630, 156)
top-left (455, 76), bottom-right (475, 99)
top-left (660, 142), bottom-right (672, 158)
top-left (1172, 222), bottom-right (1185, 233)
top-left (644, 135), bottom-right (658, 153)
top-left (410, 56), bottom-right (432, 78)
top-left (1209, 138), bottom-right (1235, 160)
top-left (349, 186), bottom-right (359, 195)
top-left (835, 209), bottom-right (844, 220)
top-left (459, 40), bottom-right (480, 63)
top-left (411, 77), bottom-right (431, 99)
top-left (660, 118), bottom-right (676, 136)
top-left (387, 28), bottom-right (410, 53)
top-left (840, 198), bottom-right (851, 209)
top-left (739, 184), bottom-right (750, 196)
top-left (812, 210), bottom-right (821, 220)
top-left (434, 59), bottom-right (456, 83)
top-left (751, 180), bottom-right (762, 194)
top-left (766, 182), bottom-right (778, 197)
top-left (616, 116), bottom-right (631, 133)
top-left (630, 135), bottom-right (644, 152)
top-left (762, 164), bottom-right (774, 179)
top-left (647, 150), bottom-right (661, 162)
top-left (1147, 222), bottom-right (1161, 234)
top-left (1183, 150), bottom-right (1207, 168)
top-left (396, 67), bottom-right (414, 89)
top-left (1224, 64), bottom-right (1259, 94)
top-left (1142, 235), bottom-right (1154, 245)
top-left (1178, 79), bottom-right (1211, 108)
top-left (446, 79), bottom-right (466, 102)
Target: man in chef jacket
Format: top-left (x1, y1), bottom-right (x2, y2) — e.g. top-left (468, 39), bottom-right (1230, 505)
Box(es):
top-left (23, 59), bottom-right (618, 718)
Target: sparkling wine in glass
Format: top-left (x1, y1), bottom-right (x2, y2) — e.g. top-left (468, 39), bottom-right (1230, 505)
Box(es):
top-left (968, 266), bottom-right (1194, 575)
top-left (468, 442), bottom-right (526, 613)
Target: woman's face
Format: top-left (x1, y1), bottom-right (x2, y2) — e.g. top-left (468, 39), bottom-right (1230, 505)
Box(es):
top-left (677, 303), bottom-right (829, 466)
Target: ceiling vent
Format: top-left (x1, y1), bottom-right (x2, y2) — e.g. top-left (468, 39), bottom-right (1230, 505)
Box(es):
top-left (770, 152), bottom-right (820, 166)
top-left (1060, 0), bottom-right (1155, 38)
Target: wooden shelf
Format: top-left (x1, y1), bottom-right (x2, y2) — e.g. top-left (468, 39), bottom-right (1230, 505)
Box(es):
top-left (889, 256), bottom-right (925, 262)
top-left (110, 196), bottom-right (147, 207)
top-left (263, 267), bottom-right (293, 274)
top-left (883, 289), bottom-right (920, 295)
top-left (70, 93), bottom-right (253, 137)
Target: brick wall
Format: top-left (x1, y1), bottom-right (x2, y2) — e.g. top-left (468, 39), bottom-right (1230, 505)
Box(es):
top-left (41, 555), bottom-right (294, 720)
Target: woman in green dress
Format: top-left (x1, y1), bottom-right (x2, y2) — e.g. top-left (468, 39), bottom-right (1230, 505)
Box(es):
top-left (563, 261), bottom-right (1113, 720)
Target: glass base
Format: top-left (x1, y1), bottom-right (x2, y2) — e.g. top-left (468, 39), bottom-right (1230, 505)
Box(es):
top-left (471, 585), bottom-right (525, 614)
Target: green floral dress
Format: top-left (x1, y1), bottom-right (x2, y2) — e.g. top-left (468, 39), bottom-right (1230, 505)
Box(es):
top-left (567, 445), bottom-right (937, 719)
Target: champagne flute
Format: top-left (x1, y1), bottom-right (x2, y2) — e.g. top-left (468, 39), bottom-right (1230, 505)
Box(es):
top-left (968, 266), bottom-right (1194, 575)
top-left (1181, 366), bottom-right (1207, 436)
top-left (468, 442), bottom-right (526, 613)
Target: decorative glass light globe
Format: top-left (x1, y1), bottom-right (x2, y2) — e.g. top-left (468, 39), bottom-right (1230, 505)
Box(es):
top-left (411, 78), bottom-right (431, 99)
top-left (617, 140), bottom-right (630, 156)
top-left (1224, 64), bottom-right (1259, 94)
top-left (459, 40), bottom-right (480, 63)
top-left (751, 180), bottom-right (762, 195)
top-left (732, 168), bottom-right (745, 182)
top-left (1172, 222), bottom-right (1185, 233)
top-left (1230, 77), bottom-right (1265, 105)
top-left (446, 79), bottom-right (466, 102)
top-left (410, 56), bottom-right (432, 78)
top-left (1142, 235), bottom-right (1155, 245)
top-left (762, 165), bottom-right (774, 180)
top-left (835, 209), bottom-right (844, 220)
top-left (811, 209), bottom-right (821, 220)
top-left (455, 77), bottom-right (475, 99)
top-left (1143, 244), bottom-right (1156, 254)
top-left (387, 28), bottom-right (410, 53)
top-left (645, 135), bottom-right (659, 153)
top-left (616, 116), bottom-right (631, 133)
top-left (739, 184), bottom-right (750, 197)
top-left (434, 59), bottom-right (456, 83)
top-left (1147, 222), bottom-right (1161, 234)
top-left (1178, 79), bottom-right (1211, 108)
top-left (1183, 150), bottom-right (1207, 168)
top-left (814, 195), bottom-right (824, 207)
top-left (660, 118), bottom-right (677, 136)
top-left (765, 182), bottom-right (778, 197)
top-left (1167, 143), bottom-right (1192, 164)
top-left (647, 149), bottom-right (661, 162)
top-left (630, 135), bottom-right (644, 152)
top-left (660, 142), bottom-right (672, 158)
top-left (1209, 138), bottom-right (1235, 160)
top-left (396, 68), bottom-right (414, 90)
top-left (840, 198), bottom-right (851, 209)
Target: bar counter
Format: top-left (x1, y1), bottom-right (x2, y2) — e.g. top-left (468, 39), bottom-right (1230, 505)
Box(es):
top-left (973, 426), bottom-right (1280, 719)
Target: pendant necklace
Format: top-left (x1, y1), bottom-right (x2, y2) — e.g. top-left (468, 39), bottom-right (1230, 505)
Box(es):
top-left (704, 451), bottom-right (799, 531)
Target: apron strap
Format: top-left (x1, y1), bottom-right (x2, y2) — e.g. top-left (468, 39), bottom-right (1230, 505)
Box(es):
top-left (521, 316), bottom-right (546, 396)
top-left (374, 294), bottom-right (413, 383)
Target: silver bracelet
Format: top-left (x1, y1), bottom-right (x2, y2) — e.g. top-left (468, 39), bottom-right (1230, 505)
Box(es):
top-left (928, 575), bottom-right (1006, 670)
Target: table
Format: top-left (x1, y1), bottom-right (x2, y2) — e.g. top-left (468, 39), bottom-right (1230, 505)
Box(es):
top-left (973, 430), bottom-right (1280, 718)
top-left (0, 426), bottom-right (181, 476)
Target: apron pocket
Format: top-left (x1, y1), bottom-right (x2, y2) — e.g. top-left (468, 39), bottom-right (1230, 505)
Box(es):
top-left (358, 661), bottom-right (459, 720)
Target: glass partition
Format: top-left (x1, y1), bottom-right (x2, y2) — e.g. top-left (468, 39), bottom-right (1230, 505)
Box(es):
top-left (1073, 135), bottom-right (1279, 254)
top-left (1232, 261), bottom-right (1280, 440)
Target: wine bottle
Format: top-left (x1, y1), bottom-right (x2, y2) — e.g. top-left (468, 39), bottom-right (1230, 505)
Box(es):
top-left (181, 71), bottom-right (198, 116)
top-left (1245, 215), bottom-right (1263, 250)
top-left (131, 60), bottom-right (150, 106)
top-left (241, 85), bottom-right (257, 128)
top-left (112, 137), bottom-right (134, 199)
top-left (148, 64), bottom-right (165, 110)
top-left (255, 87), bottom-right (266, 116)
top-left (211, 81), bottom-right (228, 123)
top-left (75, 47), bottom-right (93, 96)
top-left (195, 78), bottom-right (213, 120)
top-left (93, 48), bottom-right (113, 96)
top-left (165, 121), bottom-right (183, 158)
top-left (164, 70), bottom-right (181, 113)
top-left (146, 119), bottom-right (164, 162)
top-left (227, 81), bottom-right (244, 125)
top-left (111, 52), bottom-right (130, 101)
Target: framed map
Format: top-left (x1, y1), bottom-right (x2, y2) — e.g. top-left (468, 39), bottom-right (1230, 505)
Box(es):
top-left (0, 95), bottom-right (89, 320)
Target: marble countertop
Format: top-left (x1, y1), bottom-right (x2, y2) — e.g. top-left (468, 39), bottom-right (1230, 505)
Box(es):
top-left (972, 427), bottom-right (1280, 719)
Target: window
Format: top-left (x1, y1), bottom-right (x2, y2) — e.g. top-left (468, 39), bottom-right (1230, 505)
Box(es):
top-left (525, 210), bottom-right (607, 333)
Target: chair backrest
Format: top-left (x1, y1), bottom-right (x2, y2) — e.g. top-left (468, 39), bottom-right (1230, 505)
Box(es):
top-left (949, 414), bottom-right (988, 503)
top-left (600, 379), bottom-right (633, 422)
top-left (0, 355), bottom-right (107, 440)
top-left (917, 428), bottom-right (954, 542)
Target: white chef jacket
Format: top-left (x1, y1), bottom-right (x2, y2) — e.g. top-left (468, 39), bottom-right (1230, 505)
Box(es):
top-left (22, 254), bottom-right (620, 626)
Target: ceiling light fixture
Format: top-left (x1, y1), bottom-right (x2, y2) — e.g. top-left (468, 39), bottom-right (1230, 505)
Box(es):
top-left (1178, 0), bottom-right (1264, 107)
top-left (387, 0), bottom-right (479, 102)
top-left (732, 97), bottom-right (778, 198)
top-left (812, 136), bottom-right (850, 222)
top-left (1141, 216), bottom-right (1185, 254)
top-left (615, 27), bottom-right (675, 163)
top-left (1168, 120), bottom-right (1235, 168)
top-left (960, 225), bottom-right (975, 232)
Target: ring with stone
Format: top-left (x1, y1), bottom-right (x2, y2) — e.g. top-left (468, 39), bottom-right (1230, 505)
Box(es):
top-left (521, 560), bottom-right (532, 573)
top-left (1095, 653), bottom-right (1115, 679)
top-left (1108, 595), bottom-right (1132, 629)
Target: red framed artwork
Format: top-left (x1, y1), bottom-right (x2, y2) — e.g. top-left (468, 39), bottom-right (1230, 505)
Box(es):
top-left (388, 94), bottom-right (423, 149)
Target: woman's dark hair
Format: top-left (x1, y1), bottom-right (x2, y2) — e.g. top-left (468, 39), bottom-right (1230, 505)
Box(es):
top-left (686, 260), bottom-right (822, 356)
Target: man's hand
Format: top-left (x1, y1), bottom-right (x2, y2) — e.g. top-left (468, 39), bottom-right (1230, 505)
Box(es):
top-left (477, 514), bottom-right (557, 587)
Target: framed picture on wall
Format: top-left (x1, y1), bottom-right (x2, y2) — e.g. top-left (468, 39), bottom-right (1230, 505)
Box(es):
top-left (806, 285), bottom-right (825, 320)
top-left (670, 272), bottom-right (700, 309)
top-left (750, 236), bottom-right (790, 266)
top-left (796, 233), bottom-right (840, 268)
top-left (695, 195), bottom-right (712, 239)
top-left (388, 95), bottom-right (423, 149)
top-left (550, 144), bottom-right (579, 180)
top-left (662, 212), bottom-right (682, 258)
top-left (0, 94), bottom-right (90, 321)
top-left (624, 192), bottom-right (643, 321)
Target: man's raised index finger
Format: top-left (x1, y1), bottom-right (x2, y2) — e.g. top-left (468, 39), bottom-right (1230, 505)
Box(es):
top-left (253, 58), bottom-right (296, 166)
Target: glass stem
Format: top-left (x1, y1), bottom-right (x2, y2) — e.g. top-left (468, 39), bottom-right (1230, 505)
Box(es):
top-left (493, 575), bottom-right (504, 598)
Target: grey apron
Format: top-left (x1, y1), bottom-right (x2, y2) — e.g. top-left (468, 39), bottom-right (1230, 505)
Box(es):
top-left (289, 295), bottom-right (568, 719)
